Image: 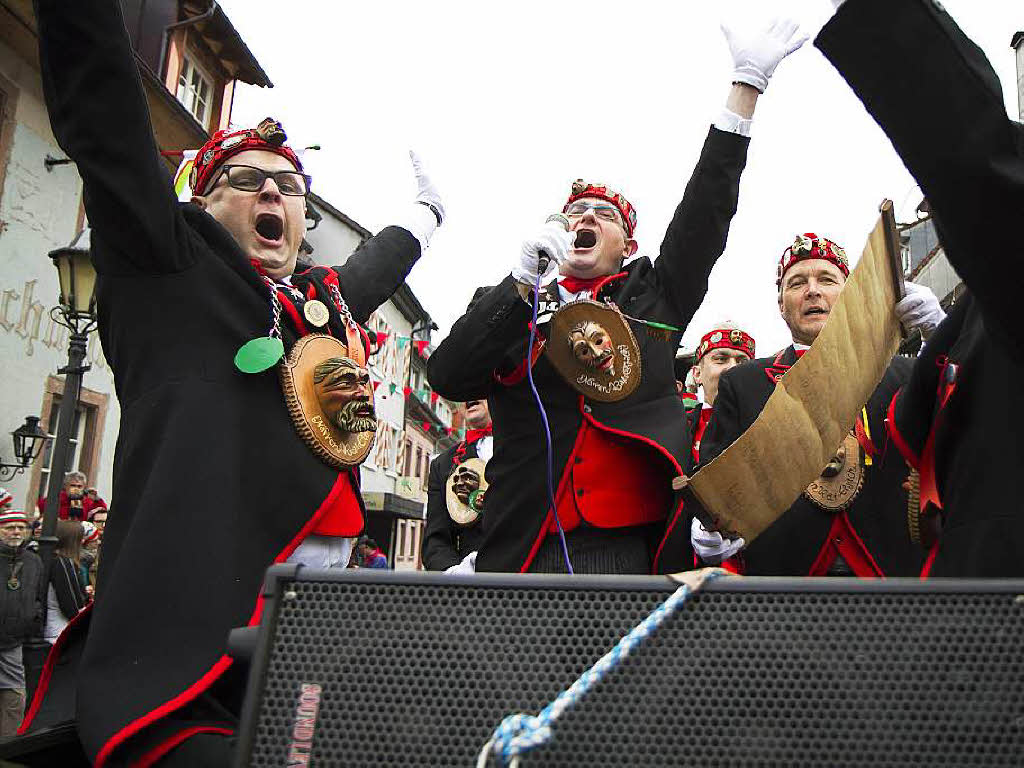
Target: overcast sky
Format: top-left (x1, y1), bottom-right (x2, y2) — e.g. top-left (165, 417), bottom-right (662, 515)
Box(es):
top-left (219, 0), bottom-right (1022, 354)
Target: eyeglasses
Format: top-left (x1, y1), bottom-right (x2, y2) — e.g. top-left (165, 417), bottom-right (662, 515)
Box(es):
top-left (215, 164), bottom-right (311, 196)
top-left (564, 202), bottom-right (623, 226)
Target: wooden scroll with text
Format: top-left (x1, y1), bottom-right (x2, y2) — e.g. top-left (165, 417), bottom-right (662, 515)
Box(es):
top-left (688, 201), bottom-right (904, 542)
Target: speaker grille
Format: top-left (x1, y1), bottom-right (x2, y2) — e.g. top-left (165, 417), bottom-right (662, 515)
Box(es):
top-left (245, 577), bottom-right (1024, 767)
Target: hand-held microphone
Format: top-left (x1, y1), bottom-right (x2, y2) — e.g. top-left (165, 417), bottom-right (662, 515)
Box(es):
top-left (536, 213), bottom-right (572, 276)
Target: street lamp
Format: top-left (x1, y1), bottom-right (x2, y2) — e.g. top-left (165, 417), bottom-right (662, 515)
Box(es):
top-left (39, 228), bottom-right (97, 572)
top-left (0, 416), bottom-right (50, 481)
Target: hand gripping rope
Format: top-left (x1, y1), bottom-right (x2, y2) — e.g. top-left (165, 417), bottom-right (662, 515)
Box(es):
top-left (476, 569), bottom-right (727, 767)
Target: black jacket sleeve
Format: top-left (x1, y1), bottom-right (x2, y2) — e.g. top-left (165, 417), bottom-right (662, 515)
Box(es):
top-left (696, 368), bottom-right (744, 467)
top-left (331, 227), bottom-right (423, 324)
top-left (428, 279), bottom-right (531, 401)
top-left (816, 0), bottom-right (1024, 354)
top-left (421, 453), bottom-right (460, 571)
top-left (51, 557), bottom-right (87, 621)
top-left (34, 0), bottom-right (188, 275)
top-left (651, 127), bottom-right (750, 324)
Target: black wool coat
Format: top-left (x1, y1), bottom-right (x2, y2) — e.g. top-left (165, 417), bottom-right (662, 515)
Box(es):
top-left (28, 1), bottom-right (422, 763)
top-left (428, 127), bottom-right (749, 574)
top-left (817, 0), bottom-right (1024, 576)
top-left (421, 440), bottom-right (487, 571)
top-left (0, 545), bottom-right (43, 649)
top-left (656, 347), bottom-right (922, 576)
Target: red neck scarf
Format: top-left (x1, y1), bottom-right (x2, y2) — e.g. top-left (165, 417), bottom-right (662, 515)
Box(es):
top-left (464, 425), bottom-right (493, 444)
top-left (558, 275), bottom-right (605, 294)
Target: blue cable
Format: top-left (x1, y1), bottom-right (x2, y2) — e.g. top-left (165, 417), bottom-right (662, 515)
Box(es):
top-left (525, 272), bottom-right (574, 575)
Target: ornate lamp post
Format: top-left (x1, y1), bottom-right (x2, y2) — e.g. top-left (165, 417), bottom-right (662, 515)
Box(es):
top-left (0, 416), bottom-right (50, 481)
top-left (39, 228), bottom-right (97, 572)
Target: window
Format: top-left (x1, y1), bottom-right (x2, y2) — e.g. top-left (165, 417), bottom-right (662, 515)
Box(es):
top-left (176, 56), bottom-right (212, 127)
top-left (36, 399), bottom-right (87, 501)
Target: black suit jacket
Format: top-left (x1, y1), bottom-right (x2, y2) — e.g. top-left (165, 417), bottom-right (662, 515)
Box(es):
top-left (429, 128), bottom-right (750, 573)
top-left (29, 0), bottom-right (422, 761)
top-left (422, 441), bottom-right (487, 570)
top-left (817, 0), bottom-right (1024, 576)
top-left (657, 347), bottom-right (921, 576)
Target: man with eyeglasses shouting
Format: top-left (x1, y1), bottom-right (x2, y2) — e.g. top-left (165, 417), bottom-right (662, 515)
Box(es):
top-left (429, 16), bottom-right (807, 576)
top-left (23, 1), bottom-right (443, 764)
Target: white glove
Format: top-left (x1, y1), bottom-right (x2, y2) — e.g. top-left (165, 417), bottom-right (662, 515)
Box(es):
top-left (895, 281), bottom-right (946, 337)
top-left (444, 550), bottom-right (477, 575)
top-left (691, 517), bottom-right (745, 564)
top-left (722, 16), bottom-right (809, 93)
top-left (512, 221), bottom-right (575, 286)
top-left (410, 150), bottom-right (444, 224)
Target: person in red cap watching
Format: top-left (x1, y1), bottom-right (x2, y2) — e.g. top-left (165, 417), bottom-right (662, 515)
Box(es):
top-left (660, 232), bottom-right (942, 576)
top-left (430, 16), bottom-right (808, 575)
top-left (686, 322), bottom-right (756, 471)
top-left (25, 0), bottom-right (444, 763)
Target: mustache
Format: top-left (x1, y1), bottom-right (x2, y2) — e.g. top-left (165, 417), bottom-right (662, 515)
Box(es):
top-left (335, 399), bottom-right (377, 433)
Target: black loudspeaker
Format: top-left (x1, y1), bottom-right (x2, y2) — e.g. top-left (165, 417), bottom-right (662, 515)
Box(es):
top-left (235, 567), bottom-right (1024, 767)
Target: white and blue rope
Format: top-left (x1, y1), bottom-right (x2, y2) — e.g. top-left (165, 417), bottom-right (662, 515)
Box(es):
top-left (477, 570), bottom-right (726, 767)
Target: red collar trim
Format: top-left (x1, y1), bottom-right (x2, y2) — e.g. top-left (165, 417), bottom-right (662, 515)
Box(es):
top-left (764, 347), bottom-right (796, 383)
top-left (592, 271), bottom-right (628, 296)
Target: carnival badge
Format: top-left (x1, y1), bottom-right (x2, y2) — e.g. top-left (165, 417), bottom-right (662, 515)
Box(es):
top-left (803, 431), bottom-right (864, 511)
top-left (544, 299), bottom-right (641, 403)
top-left (279, 334), bottom-right (376, 468)
top-left (446, 457), bottom-right (487, 526)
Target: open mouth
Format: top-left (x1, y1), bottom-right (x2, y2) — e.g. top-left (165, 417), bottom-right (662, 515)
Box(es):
top-left (353, 403), bottom-right (374, 417)
top-left (574, 228), bottom-right (598, 250)
top-left (596, 353), bottom-right (614, 372)
top-left (803, 307), bottom-right (829, 318)
top-left (255, 213), bottom-right (284, 244)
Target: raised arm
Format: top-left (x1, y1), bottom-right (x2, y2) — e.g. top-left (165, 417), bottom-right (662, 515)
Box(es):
top-left (333, 152), bottom-right (444, 323)
top-left (34, 0), bottom-right (186, 274)
top-left (653, 16), bottom-right (807, 323)
top-left (816, 0), bottom-right (1024, 353)
top-left (428, 283), bottom-right (526, 402)
top-left (653, 124), bottom-right (750, 323)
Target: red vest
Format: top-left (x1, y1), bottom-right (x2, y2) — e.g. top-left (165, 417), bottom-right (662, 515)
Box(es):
top-left (311, 472), bottom-right (363, 536)
top-left (548, 419), bottom-right (672, 534)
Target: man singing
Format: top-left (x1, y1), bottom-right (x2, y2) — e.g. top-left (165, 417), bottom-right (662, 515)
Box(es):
top-left (429, 17), bottom-right (808, 575)
top-left (25, 1), bottom-right (443, 764)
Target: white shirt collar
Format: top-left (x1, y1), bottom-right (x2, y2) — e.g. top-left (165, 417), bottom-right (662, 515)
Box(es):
top-left (556, 284), bottom-right (591, 304)
top-left (475, 435), bottom-right (493, 463)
